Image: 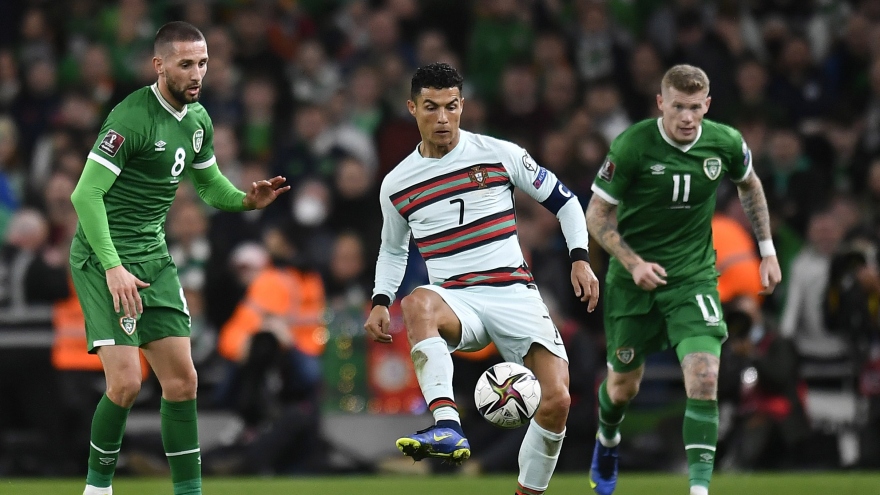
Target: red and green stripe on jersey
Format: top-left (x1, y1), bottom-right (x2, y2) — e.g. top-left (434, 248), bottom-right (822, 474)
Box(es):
top-left (439, 265), bottom-right (535, 289)
top-left (390, 163), bottom-right (508, 220)
top-left (414, 208), bottom-right (516, 260)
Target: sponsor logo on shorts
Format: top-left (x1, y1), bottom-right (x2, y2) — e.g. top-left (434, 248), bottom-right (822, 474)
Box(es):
top-left (532, 167), bottom-right (548, 189)
top-left (98, 130), bottom-right (125, 157)
top-left (598, 159), bottom-right (615, 182)
top-left (120, 316), bottom-right (137, 335)
top-left (616, 347), bottom-right (635, 364)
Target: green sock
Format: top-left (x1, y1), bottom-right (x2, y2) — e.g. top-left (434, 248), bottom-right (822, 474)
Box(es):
top-left (683, 398), bottom-right (719, 489)
top-left (597, 380), bottom-right (628, 442)
top-left (86, 394), bottom-right (130, 488)
top-left (160, 398), bottom-right (202, 495)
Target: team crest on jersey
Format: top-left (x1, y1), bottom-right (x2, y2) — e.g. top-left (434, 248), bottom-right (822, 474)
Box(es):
top-left (522, 152), bottom-right (537, 172)
top-left (703, 157), bottom-right (722, 180)
top-left (119, 316), bottom-right (137, 335)
top-left (616, 347), bottom-right (635, 364)
top-left (468, 165), bottom-right (489, 188)
top-left (598, 159), bottom-right (615, 182)
top-left (193, 129), bottom-right (204, 153)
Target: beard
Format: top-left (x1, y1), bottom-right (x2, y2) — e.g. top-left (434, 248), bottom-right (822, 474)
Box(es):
top-left (165, 75), bottom-right (201, 105)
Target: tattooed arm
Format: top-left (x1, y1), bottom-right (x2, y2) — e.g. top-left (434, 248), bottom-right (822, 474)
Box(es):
top-left (586, 194), bottom-right (667, 290)
top-left (735, 169), bottom-right (782, 294)
top-left (734, 170), bottom-right (772, 242)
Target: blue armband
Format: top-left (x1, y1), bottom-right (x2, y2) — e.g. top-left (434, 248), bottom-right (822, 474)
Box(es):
top-left (540, 181), bottom-right (576, 214)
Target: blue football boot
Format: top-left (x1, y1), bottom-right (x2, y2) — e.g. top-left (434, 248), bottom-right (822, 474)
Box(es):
top-left (395, 425), bottom-right (471, 464)
top-left (589, 434), bottom-right (620, 495)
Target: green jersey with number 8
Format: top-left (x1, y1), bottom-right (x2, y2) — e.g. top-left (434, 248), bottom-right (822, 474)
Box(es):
top-left (591, 117), bottom-right (752, 289)
top-left (71, 83), bottom-right (215, 265)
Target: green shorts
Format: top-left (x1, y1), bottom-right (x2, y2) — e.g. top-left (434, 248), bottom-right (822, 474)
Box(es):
top-left (603, 278), bottom-right (727, 372)
top-left (70, 255), bottom-right (191, 352)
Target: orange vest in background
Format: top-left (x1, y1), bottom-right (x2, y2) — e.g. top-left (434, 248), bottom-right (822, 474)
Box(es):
top-left (712, 214), bottom-right (764, 305)
top-left (52, 276), bottom-right (149, 379)
top-left (218, 266), bottom-right (326, 362)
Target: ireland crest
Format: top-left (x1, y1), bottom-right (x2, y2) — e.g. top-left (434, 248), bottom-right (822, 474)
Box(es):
top-left (703, 157), bottom-right (722, 180)
top-left (468, 165), bottom-right (488, 188)
top-left (119, 316), bottom-right (137, 335)
top-left (616, 347), bottom-right (635, 364)
top-left (193, 129), bottom-right (204, 153)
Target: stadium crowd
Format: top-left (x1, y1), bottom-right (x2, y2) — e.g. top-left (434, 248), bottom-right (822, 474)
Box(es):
top-left (0, 0), bottom-right (879, 477)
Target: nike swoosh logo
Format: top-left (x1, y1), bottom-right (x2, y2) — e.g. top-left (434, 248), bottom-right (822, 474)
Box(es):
top-left (409, 191), bottom-right (423, 203)
top-left (433, 433), bottom-right (452, 441)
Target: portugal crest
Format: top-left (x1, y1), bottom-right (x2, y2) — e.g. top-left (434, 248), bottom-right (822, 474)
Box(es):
top-left (616, 347), bottom-right (635, 365)
top-left (703, 157), bottom-right (722, 180)
top-left (119, 316), bottom-right (137, 335)
top-left (193, 129), bottom-right (204, 153)
top-left (468, 165), bottom-right (488, 188)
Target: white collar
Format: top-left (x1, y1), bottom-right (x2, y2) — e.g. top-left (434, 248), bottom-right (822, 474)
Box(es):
top-left (657, 117), bottom-right (701, 152)
top-left (150, 83), bottom-right (187, 121)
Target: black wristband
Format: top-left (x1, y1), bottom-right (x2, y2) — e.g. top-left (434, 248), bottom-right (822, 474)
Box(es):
top-left (371, 294), bottom-right (391, 308)
top-left (570, 247), bottom-right (590, 263)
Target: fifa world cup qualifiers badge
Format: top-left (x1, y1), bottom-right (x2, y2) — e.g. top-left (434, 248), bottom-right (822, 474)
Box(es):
top-left (598, 159), bottom-right (615, 182)
top-left (99, 130), bottom-right (126, 157)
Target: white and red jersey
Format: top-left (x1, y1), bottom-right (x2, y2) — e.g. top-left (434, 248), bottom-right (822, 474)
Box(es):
top-left (372, 130), bottom-right (589, 302)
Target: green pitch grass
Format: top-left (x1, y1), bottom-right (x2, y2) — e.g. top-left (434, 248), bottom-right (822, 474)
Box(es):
top-left (3, 473), bottom-right (879, 494)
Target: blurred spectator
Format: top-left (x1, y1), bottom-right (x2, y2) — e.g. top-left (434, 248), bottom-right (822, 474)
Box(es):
top-left (719, 295), bottom-right (809, 470)
top-left (0, 49), bottom-right (21, 111)
top-left (0, 208), bottom-right (68, 309)
top-left (212, 123), bottom-right (243, 187)
top-left (568, 130), bottom-right (607, 200)
top-left (768, 36), bottom-right (833, 126)
top-left (328, 156), bottom-right (382, 265)
top-left (780, 209), bottom-right (849, 359)
top-left (167, 199), bottom-right (210, 304)
top-left (240, 76), bottom-right (280, 161)
top-left (344, 8), bottom-right (416, 74)
top-left (42, 171), bottom-right (78, 251)
top-left (346, 65), bottom-right (386, 138)
top-left (823, 109), bottom-right (868, 195)
top-left (487, 63), bottom-right (552, 151)
top-left (621, 42), bottom-right (664, 122)
top-left (824, 13), bottom-right (873, 111)
top-left (323, 231), bottom-right (371, 312)
top-left (541, 66), bottom-right (579, 128)
top-left (231, 5), bottom-right (286, 93)
top-left (760, 127), bottom-right (826, 235)
top-left (0, 115), bottom-right (22, 236)
top-left (18, 7), bottom-right (57, 64)
top-left (265, 0), bottom-right (318, 64)
top-left (198, 55), bottom-right (242, 126)
top-left (12, 59), bottom-right (60, 158)
top-left (532, 31), bottom-right (570, 78)
top-left (570, 0), bottom-right (629, 85)
top-left (59, 43), bottom-right (129, 112)
top-left (713, 203), bottom-right (764, 306)
top-left (467, 0), bottom-right (534, 102)
top-left (733, 58), bottom-right (786, 126)
top-left (289, 178), bottom-right (336, 271)
top-left (288, 38), bottom-right (342, 106)
top-left (415, 29), bottom-right (449, 67)
top-left (583, 81), bottom-right (631, 144)
top-left (99, 0), bottom-right (155, 84)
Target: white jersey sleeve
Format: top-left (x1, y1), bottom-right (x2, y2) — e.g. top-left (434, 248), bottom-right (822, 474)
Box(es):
top-left (372, 176), bottom-right (411, 302)
top-left (498, 141), bottom-right (590, 254)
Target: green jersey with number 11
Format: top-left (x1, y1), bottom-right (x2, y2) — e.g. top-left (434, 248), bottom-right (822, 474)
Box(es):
top-left (591, 117), bottom-right (752, 289)
top-left (71, 83), bottom-right (215, 265)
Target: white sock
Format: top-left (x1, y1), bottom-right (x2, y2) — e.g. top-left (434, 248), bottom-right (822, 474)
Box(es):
top-left (410, 336), bottom-right (459, 423)
top-left (517, 420), bottom-right (565, 492)
top-left (690, 486), bottom-right (709, 495)
top-left (83, 485), bottom-right (112, 495)
top-left (598, 431), bottom-right (621, 447)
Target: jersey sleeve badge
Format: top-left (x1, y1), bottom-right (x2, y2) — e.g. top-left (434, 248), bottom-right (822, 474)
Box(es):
top-left (98, 130), bottom-right (125, 157)
top-left (598, 159), bottom-right (615, 182)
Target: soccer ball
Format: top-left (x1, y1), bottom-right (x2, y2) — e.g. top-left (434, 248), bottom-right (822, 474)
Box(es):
top-left (474, 362), bottom-right (542, 429)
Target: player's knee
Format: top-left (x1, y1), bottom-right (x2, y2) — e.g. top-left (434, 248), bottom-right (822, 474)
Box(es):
top-left (400, 291), bottom-right (434, 319)
top-left (106, 375), bottom-right (142, 408)
top-left (161, 368), bottom-right (198, 401)
top-left (685, 371), bottom-right (718, 400)
top-left (608, 379), bottom-right (639, 404)
top-left (536, 384), bottom-right (570, 429)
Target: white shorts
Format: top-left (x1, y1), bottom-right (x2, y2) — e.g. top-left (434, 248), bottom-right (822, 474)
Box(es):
top-left (418, 283), bottom-right (568, 364)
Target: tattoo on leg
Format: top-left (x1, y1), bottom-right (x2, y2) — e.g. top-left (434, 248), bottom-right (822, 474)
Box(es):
top-left (681, 353), bottom-right (719, 400)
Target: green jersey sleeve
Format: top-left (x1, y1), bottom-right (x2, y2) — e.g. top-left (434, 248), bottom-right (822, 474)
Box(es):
top-left (591, 132), bottom-right (638, 204)
top-left (728, 129), bottom-right (753, 183)
top-left (86, 114), bottom-right (149, 176)
top-left (192, 112), bottom-right (216, 169)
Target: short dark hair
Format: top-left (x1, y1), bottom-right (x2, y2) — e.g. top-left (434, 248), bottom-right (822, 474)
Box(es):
top-left (154, 21), bottom-right (205, 55)
top-left (410, 63), bottom-right (463, 101)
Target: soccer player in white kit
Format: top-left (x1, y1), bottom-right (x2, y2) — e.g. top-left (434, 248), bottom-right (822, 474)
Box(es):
top-left (364, 63), bottom-right (599, 495)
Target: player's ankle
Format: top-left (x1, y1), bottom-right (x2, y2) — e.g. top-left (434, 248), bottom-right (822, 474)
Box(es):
top-left (689, 485), bottom-right (708, 495)
top-left (598, 431), bottom-right (621, 447)
top-left (83, 484), bottom-right (113, 495)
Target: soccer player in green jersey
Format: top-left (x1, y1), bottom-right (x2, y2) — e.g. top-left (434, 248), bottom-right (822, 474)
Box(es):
top-left (69, 22), bottom-right (289, 495)
top-left (585, 65), bottom-right (782, 495)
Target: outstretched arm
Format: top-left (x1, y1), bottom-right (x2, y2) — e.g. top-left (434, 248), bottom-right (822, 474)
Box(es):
top-left (189, 165), bottom-right (289, 211)
top-left (586, 194), bottom-right (667, 290)
top-left (735, 170), bottom-right (782, 295)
